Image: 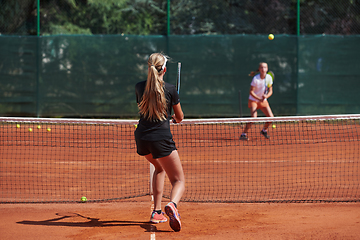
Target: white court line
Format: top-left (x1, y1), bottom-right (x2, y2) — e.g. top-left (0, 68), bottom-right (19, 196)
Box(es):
top-left (150, 195), bottom-right (155, 240)
top-left (213, 160), bottom-right (356, 163)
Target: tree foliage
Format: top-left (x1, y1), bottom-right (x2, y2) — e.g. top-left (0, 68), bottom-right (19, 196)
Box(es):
top-left (1, 0), bottom-right (360, 35)
top-left (0, 0), bottom-right (37, 35)
top-left (40, 0), bottom-right (166, 35)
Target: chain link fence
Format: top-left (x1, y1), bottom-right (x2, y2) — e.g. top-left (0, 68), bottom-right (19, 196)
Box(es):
top-left (1, 0), bottom-right (360, 36)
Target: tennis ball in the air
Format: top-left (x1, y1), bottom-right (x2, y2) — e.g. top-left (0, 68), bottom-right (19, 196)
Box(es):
top-left (47, 128), bottom-right (51, 132)
top-left (37, 125), bottom-right (41, 129)
top-left (16, 124), bottom-right (20, 128)
top-left (268, 34), bottom-right (274, 40)
top-left (81, 196), bottom-right (87, 202)
top-left (272, 124), bottom-right (276, 129)
top-left (28, 128), bottom-right (33, 132)
top-left (134, 124), bottom-right (137, 128)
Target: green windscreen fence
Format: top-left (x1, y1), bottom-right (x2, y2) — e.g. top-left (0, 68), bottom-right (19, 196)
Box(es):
top-left (298, 35), bottom-right (360, 115)
top-left (0, 35), bottom-right (359, 118)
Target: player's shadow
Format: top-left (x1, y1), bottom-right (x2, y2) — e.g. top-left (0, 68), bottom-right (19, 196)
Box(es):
top-left (16, 212), bottom-right (171, 233)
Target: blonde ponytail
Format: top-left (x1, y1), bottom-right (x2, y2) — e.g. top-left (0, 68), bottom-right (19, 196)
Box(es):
top-left (138, 53), bottom-right (169, 121)
top-left (248, 70), bottom-right (259, 77)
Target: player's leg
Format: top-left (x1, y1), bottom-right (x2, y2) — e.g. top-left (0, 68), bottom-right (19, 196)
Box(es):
top-left (260, 105), bottom-right (274, 139)
top-left (158, 150), bottom-right (185, 205)
top-left (145, 154), bottom-right (167, 223)
top-left (240, 101), bottom-right (258, 140)
top-left (145, 154), bottom-right (166, 209)
top-left (158, 150), bottom-right (185, 231)
top-left (261, 105), bottom-right (274, 129)
top-left (249, 100), bottom-right (259, 118)
top-left (248, 103), bottom-right (258, 128)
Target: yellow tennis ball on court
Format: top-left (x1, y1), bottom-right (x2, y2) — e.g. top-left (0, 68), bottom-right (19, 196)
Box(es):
top-left (47, 128), bottom-right (51, 132)
top-left (134, 124), bottom-right (137, 128)
top-left (81, 196), bottom-right (87, 202)
top-left (268, 34), bottom-right (274, 40)
top-left (272, 124), bottom-right (276, 129)
top-left (37, 125), bottom-right (41, 129)
top-left (28, 128), bottom-right (33, 132)
top-left (16, 124), bottom-right (20, 128)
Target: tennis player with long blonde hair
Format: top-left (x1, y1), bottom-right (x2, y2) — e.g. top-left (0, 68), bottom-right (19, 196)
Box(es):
top-left (240, 62), bottom-right (274, 140)
top-left (135, 53), bottom-right (185, 232)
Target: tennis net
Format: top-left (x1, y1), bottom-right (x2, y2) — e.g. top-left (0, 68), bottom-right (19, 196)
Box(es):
top-left (1, 115), bottom-right (359, 203)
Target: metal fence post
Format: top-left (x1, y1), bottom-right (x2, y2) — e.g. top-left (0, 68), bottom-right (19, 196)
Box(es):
top-left (36, 0), bottom-right (40, 117)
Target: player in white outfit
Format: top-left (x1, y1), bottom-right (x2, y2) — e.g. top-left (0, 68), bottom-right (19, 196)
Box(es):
top-left (240, 62), bottom-right (274, 140)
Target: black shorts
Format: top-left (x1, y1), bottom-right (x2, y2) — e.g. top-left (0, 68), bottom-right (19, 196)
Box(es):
top-left (135, 138), bottom-right (177, 159)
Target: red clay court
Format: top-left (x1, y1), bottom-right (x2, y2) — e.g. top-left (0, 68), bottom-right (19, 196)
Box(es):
top-left (1, 115), bottom-right (359, 239)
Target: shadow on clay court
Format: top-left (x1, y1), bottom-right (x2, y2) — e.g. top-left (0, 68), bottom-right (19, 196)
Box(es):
top-left (16, 212), bottom-right (171, 232)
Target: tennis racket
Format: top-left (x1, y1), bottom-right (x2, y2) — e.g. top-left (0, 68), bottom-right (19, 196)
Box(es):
top-left (172, 62), bottom-right (181, 124)
top-left (176, 62), bottom-right (181, 93)
top-left (265, 70), bottom-right (275, 94)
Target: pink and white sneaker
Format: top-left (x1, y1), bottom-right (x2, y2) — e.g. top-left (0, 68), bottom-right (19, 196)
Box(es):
top-left (150, 211), bottom-right (167, 223)
top-left (165, 202), bottom-right (181, 232)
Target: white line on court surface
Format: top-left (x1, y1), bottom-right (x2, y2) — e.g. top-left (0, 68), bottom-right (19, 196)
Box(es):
top-left (150, 195), bottom-right (156, 240)
top-left (213, 159), bottom-right (355, 163)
